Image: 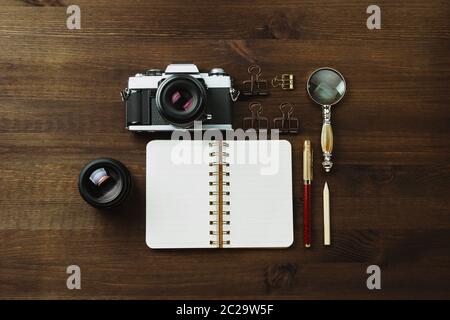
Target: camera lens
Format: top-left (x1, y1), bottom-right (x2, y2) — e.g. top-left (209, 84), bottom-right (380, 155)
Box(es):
top-left (156, 75), bottom-right (206, 126)
top-left (78, 159), bottom-right (132, 209)
top-left (170, 88), bottom-right (194, 111)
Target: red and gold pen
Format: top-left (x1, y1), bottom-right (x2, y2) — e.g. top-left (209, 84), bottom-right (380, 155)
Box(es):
top-left (303, 140), bottom-right (313, 248)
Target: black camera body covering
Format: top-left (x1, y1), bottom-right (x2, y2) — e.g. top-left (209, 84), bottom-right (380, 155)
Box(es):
top-left (122, 64), bottom-right (236, 132)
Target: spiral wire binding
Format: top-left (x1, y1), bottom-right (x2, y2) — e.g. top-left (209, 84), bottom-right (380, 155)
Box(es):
top-left (208, 141), bottom-right (231, 247)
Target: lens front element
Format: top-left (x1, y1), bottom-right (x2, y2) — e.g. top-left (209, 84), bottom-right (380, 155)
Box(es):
top-left (79, 159), bottom-right (132, 209)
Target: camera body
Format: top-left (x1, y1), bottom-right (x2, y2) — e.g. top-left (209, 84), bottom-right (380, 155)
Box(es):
top-left (122, 64), bottom-right (237, 132)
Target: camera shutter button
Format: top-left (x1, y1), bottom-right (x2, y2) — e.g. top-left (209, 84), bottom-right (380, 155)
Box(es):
top-left (209, 68), bottom-right (226, 76)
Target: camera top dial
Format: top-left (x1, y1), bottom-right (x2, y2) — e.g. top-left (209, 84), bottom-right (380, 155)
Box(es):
top-left (209, 68), bottom-right (227, 76)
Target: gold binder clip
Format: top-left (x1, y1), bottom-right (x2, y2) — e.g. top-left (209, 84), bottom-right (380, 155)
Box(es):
top-left (272, 74), bottom-right (295, 90)
top-left (242, 65), bottom-right (269, 96)
top-left (273, 102), bottom-right (300, 134)
top-left (243, 102), bottom-right (269, 131)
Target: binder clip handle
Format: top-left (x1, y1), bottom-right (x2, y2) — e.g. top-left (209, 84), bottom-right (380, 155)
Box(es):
top-left (248, 64), bottom-right (262, 76)
top-left (249, 101), bottom-right (263, 117)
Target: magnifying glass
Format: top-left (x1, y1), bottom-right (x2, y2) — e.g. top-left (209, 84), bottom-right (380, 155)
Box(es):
top-left (307, 67), bottom-right (346, 172)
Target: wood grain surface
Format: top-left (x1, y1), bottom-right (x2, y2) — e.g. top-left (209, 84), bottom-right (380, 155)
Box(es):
top-left (0, 0), bottom-right (449, 299)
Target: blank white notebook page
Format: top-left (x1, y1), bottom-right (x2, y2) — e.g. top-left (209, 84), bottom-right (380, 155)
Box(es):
top-left (227, 140), bottom-right (293, 248)
top-left (146, 140), bottom-right (211, 248)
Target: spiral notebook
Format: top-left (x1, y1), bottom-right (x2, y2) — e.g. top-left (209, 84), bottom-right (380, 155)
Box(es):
top-left (146, 140), bottom-right (293, 249)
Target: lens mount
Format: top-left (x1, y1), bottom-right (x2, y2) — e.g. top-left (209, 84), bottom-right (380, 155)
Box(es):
top-left (155, 75), bottom-right (207, 126)
top-left (78, 158), bottom-right (132, 209)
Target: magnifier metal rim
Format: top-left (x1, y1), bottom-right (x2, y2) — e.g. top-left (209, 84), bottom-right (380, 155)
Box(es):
top-left (306, 67), bottom-right (346, 106)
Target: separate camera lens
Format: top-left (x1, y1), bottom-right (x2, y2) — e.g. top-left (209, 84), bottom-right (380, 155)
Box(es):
top-left (78, 159), bottom-right (132, 209)
top-left (156, 75), bottom-right (206, 126)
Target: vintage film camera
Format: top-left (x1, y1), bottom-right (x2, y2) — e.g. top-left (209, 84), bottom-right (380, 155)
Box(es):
top-left (121, 64), bottom-right (239, 132)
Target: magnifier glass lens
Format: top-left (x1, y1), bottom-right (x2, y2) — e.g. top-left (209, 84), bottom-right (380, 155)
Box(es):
top-left (308, 69), bottom-right (346, 105)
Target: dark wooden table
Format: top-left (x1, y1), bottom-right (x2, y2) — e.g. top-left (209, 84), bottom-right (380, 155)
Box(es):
top-left (0, 0), bottom-right (449, 299)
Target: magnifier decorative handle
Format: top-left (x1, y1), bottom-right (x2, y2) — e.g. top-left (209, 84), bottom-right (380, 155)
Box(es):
top-left (321, 105), bottom-right (333, 172)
